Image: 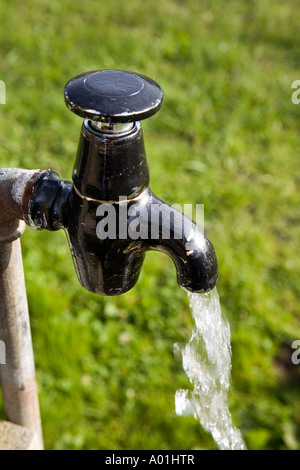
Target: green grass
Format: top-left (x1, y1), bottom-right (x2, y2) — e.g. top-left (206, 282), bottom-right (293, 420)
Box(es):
top-left (0, 0), bottom-right (300, 450)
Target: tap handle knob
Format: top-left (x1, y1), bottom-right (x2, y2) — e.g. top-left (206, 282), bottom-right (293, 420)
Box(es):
top-left (64, 69), bottom-right (163, 123)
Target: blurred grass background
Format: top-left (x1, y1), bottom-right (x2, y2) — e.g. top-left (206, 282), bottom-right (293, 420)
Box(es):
top-left (0, 0), bottom-right (300, 450)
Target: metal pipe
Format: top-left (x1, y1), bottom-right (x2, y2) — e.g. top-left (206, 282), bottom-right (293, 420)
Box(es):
top-left (0, 168), bottom-right (44, 450)
top-left (0, 240), bottom-right (43, 449)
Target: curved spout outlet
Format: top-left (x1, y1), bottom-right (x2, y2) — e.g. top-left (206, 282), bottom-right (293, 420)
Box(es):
top-left (143, 192), bottom-right (219, 293)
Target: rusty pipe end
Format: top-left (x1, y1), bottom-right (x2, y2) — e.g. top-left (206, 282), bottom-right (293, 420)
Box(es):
top-left (0, 169), bottom-right (44, 243)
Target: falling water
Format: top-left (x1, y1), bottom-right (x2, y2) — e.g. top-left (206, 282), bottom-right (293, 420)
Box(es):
top-left (174, 287), bottom-right (246, 450)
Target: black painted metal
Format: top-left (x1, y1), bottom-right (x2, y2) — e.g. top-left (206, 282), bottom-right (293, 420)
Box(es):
top-left (64, 70), bottom-right (163, 123)
top-left (27, 171), bottom-right (72, 231)
top-left (66, 187), bottom-right (218, 295)
top-left (26, 70), bottom-right (218, 296)
top-left (72, 121), bottom-right (149, 201)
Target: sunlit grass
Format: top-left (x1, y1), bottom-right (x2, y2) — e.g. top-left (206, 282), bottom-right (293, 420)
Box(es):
top-left (0, 0), bottom-right (300, 450)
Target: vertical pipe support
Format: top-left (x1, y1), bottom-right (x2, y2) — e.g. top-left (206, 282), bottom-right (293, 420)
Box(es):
top-left (0, 169), bottom-right (44, 450)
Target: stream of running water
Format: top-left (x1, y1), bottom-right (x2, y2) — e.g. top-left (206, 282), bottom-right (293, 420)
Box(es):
top-left (174, 287), bottom-right (246, 450)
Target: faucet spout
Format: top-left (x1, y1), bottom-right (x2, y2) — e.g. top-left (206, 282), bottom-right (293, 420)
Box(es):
top-left (151, 225), bottom-right (219, 293)
top-left (125, 189), bottom-right (219, 293)
top-left (146, 198), bottom-right (218, 293)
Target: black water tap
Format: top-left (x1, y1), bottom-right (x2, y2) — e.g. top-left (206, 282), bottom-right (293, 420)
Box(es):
top-left (25, 70), bottom-right (218, 295)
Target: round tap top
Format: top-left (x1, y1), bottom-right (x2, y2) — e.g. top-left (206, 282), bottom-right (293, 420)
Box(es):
top-left (64, 69), bottom-right (163, 123)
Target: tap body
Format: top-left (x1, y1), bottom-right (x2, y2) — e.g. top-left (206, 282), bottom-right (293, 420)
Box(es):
top-left (25, 117), bottom-right (218, 295)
